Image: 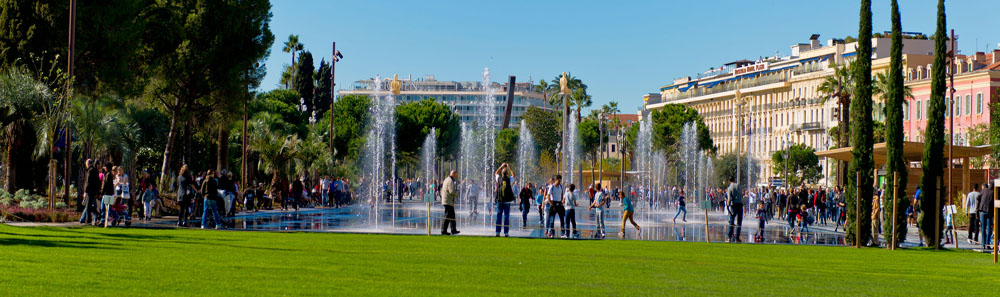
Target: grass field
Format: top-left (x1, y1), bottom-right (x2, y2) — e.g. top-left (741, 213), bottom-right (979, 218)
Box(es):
top-left (1, 224), bottom-right (998, 296)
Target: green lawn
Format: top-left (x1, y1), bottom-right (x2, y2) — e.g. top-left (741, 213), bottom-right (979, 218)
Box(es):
top-left (1, 225), bottom-right (997, 296)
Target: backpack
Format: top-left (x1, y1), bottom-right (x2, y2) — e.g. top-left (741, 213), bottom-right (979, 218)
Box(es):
top-left (496, 176), bottom-right (515, 203)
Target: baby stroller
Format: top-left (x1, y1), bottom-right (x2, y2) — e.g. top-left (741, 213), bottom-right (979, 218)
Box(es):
top-left (98, 198), bottom-right (131, 227)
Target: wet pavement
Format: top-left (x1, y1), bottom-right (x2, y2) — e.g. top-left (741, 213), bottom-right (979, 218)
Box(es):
top-left (148, 201), bottom-right (863, 246)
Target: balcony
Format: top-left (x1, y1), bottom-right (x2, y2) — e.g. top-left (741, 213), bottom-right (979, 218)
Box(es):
top-left (662, 74), bottom-right (788, 102)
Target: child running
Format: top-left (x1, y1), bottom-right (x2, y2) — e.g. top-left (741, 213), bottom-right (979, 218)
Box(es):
top-left (620, 191), bottom-right (641, 237)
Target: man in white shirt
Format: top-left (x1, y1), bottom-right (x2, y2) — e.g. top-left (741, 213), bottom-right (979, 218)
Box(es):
top-left (545, 174), bottom-right (565, 238)
top-left (965, 183), bottom-right (981, 243)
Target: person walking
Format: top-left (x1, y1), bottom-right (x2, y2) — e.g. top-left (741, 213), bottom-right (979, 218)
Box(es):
top-left (726, 177), bottom-right (743, 243)
top-left (200, 170), bottom-right (225, 229)
top-left (79, 159), bottom-right (101, 224)
top-left (494, 163), bottom-right (515, 237)
top-left (535, 187), bottom-right (546, 225)
top-left (978, 182), bottom-right (994, 250)
top-left (544, 175), bottom-right (566, 238)
top-left (673, 189), bottom-right (687, 223)
top-left (588, 183), bottom-right (608, 238)
top-left (440, 170), bottom-right (460, 235)
top-left (620, 191), bottom-right (641, 236)
top-left (176, 165), bottom-right (196, 226)
top-left (564, 184), bottom-right (578, 238)
top-left (518, 183), bottom-right (533, 227)
top-left (965, 184), bottom-right (981, 244)
top-left (138, 170), bottom-right (157, 222)
top-left (98, 163), bottom-right (116, 226)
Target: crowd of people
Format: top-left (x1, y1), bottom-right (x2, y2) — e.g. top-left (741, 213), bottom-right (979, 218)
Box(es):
top-left (75, 156), bottom-right (997, 249)
top-left (78, 157), bottom-right (356, 229)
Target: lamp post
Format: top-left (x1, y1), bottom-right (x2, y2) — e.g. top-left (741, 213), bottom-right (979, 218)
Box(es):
top-left (735, 85), bottom-right (745, 189)
top-left (329, 42), bottom-right (343, 158)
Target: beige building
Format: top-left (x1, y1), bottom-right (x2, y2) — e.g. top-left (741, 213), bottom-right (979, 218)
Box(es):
top-left (645, 34), bottom-right (945, 185)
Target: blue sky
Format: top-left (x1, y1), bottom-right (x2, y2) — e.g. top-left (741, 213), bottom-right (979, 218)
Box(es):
top-left (261, 0), bottom-right (998, 113)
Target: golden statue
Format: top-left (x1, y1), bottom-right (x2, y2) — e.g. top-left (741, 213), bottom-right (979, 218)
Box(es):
top-left (559, 72), bottom-right (570, 95)
top-left (390, 74), bottom-right (402, 96)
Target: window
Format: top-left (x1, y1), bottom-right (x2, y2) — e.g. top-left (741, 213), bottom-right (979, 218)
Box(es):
top-left (903, 102), bottom-right (909, 120)
top-left (965, 95), bottom-right (971, 115)
top-left (916, 101), bottom-right (922, 120)
top-left (977, 93), bottom-right (983, 114)
top-left (955, 97), bottom-right (960, 116)
top-left (946, 97), bottom-right (951, 117)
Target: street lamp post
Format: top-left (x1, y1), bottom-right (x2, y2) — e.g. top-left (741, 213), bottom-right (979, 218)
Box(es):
top-left (329, 42), bottom-right (343, 158)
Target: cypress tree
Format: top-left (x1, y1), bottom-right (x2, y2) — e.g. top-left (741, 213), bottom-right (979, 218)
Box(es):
top-left (847, 0), bottom-right (874, 246)
top-left (884, 0), bottom-right (908, 248)
top-left (294, 51), bottom-right (316, 115)
top-left (921, 0), bottom-right (947, 248)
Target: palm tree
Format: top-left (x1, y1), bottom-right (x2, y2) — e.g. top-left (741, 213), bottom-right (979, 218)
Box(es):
top-left (0, 67), bottom-right (46, 192)
top-left (248, 112), bottom-right (301, 199)
top-left (282, 34), bottom-right (304, 65)
top-left (534, 79), bottom-right (556, 109)
top-left (817, 61), bottom-right (855, 148)
top-left (873, 71), bottom-right (914, 120)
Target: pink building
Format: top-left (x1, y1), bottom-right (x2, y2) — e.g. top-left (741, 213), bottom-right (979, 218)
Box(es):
top-left (902, 50), bottom-right (1000, 145)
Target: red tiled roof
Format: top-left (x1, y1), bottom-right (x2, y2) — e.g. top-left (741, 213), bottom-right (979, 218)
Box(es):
top-left (984, 60), bottom-right (1000, 71)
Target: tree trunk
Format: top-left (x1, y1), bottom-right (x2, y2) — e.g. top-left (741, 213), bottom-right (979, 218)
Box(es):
top-left (159, 110), bottom-right (178, 192)
top-left (183, 116), bottom-right (193, 166)
top-left (217, 125), bottom-right (230, 172)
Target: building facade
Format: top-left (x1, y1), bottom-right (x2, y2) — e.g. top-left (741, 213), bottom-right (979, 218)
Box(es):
top-left (338, 75), bottom-right (552, 127)
top-left (644, 34), bottom-right (991, 185)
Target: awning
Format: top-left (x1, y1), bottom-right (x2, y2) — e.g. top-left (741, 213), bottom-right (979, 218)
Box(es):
top-left (701, 80), bottom-right (723, 89)
top-left (815, 141), bottom-right (992, 165)
top-left (677, 81), bottom-right (697, 92)
top-left (842, 52), bottom-right (857, 58)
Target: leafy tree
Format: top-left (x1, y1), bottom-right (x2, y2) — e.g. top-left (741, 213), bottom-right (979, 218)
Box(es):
top-left (394, 99), bottom-right (461, 161)
top-left (314, 59), bottom-right (332, 116)
top-left (148, 0), bottom-right (274, 185)
top-left (648, 104), bottom-right (714, 153)
top-left (578, 118), bottom-right (603, 183)
top-left (252, 89), bottom-right (308, 136)
top-left (330, 94), bottom-right (369, 161)
top-left (521, 106), bottom-right (561, 155)
top-left (495, 128), bottom-right (518, 166)
top-left (846, 0), bottom-right (875, 247)
top-left (920, 0), bottom-right (948, 248)
top-left (771, 144), bottom-right (822, 187)
top-left (714, 153), bottom-right (759, 188)
top-left (883, 0), bottom-right (909, 247)
top-left (293, 51), bottom-right (314, 115)
top-left (0, 0), bottom-right (156, 96)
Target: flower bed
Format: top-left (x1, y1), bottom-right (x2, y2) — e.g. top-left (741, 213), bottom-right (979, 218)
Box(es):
top-left (1, 205), bottom-right (78, 223)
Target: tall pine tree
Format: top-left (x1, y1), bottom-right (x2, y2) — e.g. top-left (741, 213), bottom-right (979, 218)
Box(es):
top-left (294, 51), bottom-right (315, 116)
top-left (884, 0), bottom-right (908, 248)
top-left (920, 0), bottom-right (947, 249)
top-left (847, 0), bottom-right (875, 246)
top-left (315, 59), bottom-right (332, 116)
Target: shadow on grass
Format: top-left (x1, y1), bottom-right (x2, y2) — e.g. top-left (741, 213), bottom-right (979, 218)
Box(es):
top-left (0, 237), bottom-right (120, 250)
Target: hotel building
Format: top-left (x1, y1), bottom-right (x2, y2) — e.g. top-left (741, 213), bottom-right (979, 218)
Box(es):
top-left (338, 75), bottom-right (552, 127)
top-left (645, 34), bottom-right (999, 185)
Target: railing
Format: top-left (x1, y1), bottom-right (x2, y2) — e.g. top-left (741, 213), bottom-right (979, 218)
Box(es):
top-left (792, 64), bottom-right (824, 75)
top-left (662, 73), bottom-right (789, 102)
